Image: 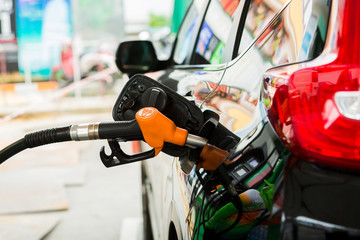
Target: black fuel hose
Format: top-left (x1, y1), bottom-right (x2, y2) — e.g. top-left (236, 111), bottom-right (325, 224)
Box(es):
top-left (0, 139), bottom-right (28, 164)
top-left (0, 126), bottom-right (71, 164)
top-left (0, 119), bottom-right (143, 164)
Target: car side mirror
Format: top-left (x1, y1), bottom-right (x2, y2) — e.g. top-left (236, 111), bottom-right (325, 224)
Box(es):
top-left (115, 40), bottom-right (159, 75)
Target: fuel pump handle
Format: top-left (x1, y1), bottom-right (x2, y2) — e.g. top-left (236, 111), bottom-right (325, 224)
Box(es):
top-left (0, 119), bottom-right (145, 164)
top-left (100, 107), bottom-right (201, 167)
top-left (0, 107), bottom-right (207, 166)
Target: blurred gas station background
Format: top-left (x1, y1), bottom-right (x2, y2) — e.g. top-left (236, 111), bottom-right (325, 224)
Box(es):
top-left (0, 0), bottom-right (189, 103)
top-left (0, 0), bottom-right (189, 239)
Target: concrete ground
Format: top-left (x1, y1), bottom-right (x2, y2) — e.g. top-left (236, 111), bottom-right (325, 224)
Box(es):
top-left (0, 86), bottom-right (143, 240)
top-left (43, 140), bottom-right (142, 240)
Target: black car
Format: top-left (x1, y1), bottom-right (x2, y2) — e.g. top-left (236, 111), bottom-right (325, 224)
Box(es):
top-left (115, 0), bottom-right (360, 239)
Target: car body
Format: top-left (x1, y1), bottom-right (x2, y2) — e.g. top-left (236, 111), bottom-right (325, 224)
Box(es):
top-left (116, 0), bottom-right (360, 239)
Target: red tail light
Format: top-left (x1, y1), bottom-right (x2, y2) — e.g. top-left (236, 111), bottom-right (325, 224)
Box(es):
top-left (263, 1), bottom-right (360, 169)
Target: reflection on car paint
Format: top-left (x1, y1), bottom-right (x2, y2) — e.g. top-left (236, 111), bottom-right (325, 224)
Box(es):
top-left (169, 69), bottom-right (225, 96)
top-left (193, 0), bottom-right (240, 64)
top-left (181, 0), bottom-right (331, 238)
top-left (191, 81), bottom-right (257, 131)
top-left (139, 0), bottom-right (336, 239)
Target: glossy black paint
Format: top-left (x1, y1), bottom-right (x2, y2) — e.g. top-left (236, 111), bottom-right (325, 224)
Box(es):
top-left (115, 40), bottom-right (160, 75)
top-left (282, 159), bottom-right (360, 239)
top-left (114, 0), bottom-right (360, 239)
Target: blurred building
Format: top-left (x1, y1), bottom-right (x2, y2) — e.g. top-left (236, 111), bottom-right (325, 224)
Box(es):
top-left (0, 0), bottom-right (180, 84)
top-left (0, 0), bottom-right (125, 83)
top-left (0, 0), bottom-right (18, 79)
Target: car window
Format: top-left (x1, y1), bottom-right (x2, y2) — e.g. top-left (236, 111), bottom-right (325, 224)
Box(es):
top-left (192, 0), bottom-right (241, 65)
top-left (237, 0), bottom-right (330, 65)
top-left (173, 0), bottom-right (206, 65)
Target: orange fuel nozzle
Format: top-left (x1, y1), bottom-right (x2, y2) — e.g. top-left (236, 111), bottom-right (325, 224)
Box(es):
top-left (196, 144), bottom-right (229, 171)
top-left (136, 107), bottom-right (189, 155)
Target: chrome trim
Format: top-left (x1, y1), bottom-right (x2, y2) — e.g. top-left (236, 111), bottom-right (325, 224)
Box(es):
top-left (70, 125), bottom-right (79, 141)
top-left (185, 134), bottom-right (207, 148)
top-left (70, 124), bottom-right (96, 141)
top-left (296, 216), bottom-right (360, 234)
top-left (88, 123), bottom-right (100, 140)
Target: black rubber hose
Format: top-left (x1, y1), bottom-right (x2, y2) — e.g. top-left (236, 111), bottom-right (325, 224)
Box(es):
top-left (0, 126), bottom-right (71, 164)
top-left (0, 138), bottom-right (27, 164)
top-left (24, 126), bottom-right (71, 148)
top-left (0, 120), bottom-right (144, 164)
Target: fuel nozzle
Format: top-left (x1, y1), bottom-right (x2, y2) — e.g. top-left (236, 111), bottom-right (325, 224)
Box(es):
top-left (135, 107), bottom-right (207, 155)
top-left (0, 106), bottom-right (240, 213)
top-left (136, 108), bottom-right (242, 212)
top-left (196, 144), bottom-right (243, 212)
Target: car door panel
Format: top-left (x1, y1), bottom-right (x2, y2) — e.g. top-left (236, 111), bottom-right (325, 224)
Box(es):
top-left (166, 0), bottom-right (331, 239)
top-left (117, 0), bottom-right (337, 238)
